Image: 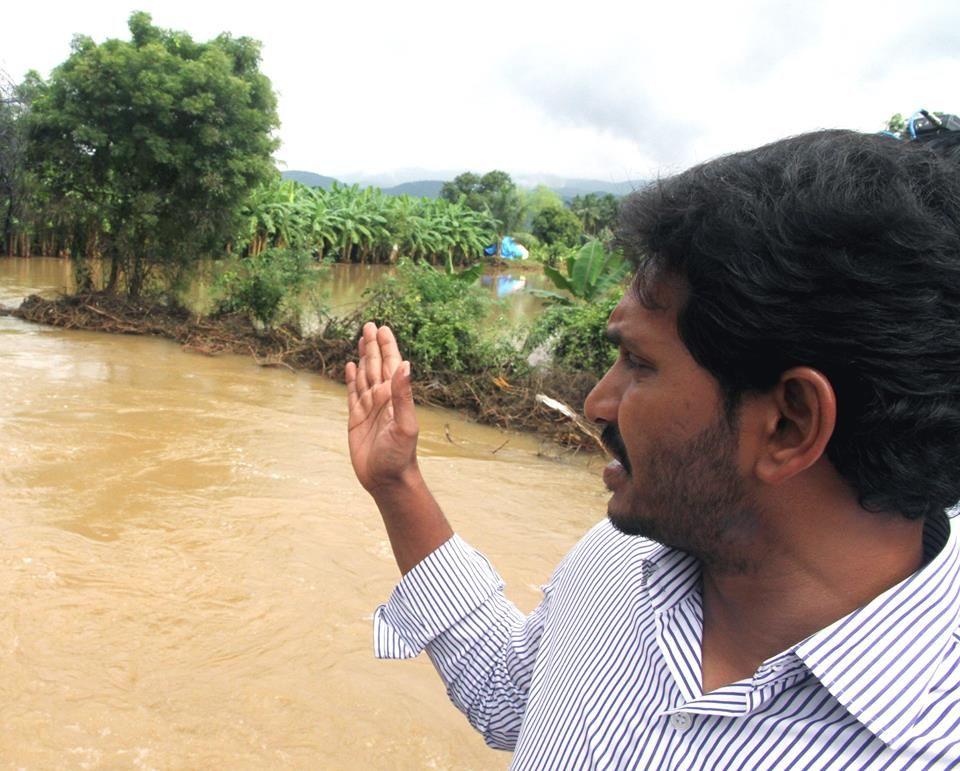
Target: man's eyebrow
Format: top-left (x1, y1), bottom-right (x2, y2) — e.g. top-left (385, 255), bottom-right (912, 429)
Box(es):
top-left (605, 327), bottom-right (656, 357)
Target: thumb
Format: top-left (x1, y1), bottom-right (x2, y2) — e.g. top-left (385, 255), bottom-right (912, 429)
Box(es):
top-left (391, 361), bottom-right (418, 435)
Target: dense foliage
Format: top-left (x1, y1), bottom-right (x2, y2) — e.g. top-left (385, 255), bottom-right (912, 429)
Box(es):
top-left (359, 261), bottom-right (511, 374)
top-left (569, 193), bottom-right (621, 237)
top-left (525, 295), bottom-right (619, 377)
top-left (0, 72), bottom-right (44, 258)
top-left (531, 206), bottom-right (584, 247)
top-left (238, 178), bottom-right (498, 266)
top-left (215, 248), bottom-right (326, 327)
top-left (1, 13), bottom-right (627, 297)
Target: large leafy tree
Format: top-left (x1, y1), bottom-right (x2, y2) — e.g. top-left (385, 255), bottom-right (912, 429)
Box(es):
top-left (522, 184), bottom-right (564, 223)
top-left (28, 12), bottom-right (279, 296)
top-left (531, 205), bottom-right (583, 247)
top-left (440, 169), bottom-right (525, 234)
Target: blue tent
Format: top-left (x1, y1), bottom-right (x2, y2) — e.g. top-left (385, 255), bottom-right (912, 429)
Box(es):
top-left (484, 236), bottom-right (525, 259)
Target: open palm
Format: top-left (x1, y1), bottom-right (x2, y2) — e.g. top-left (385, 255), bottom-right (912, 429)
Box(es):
top-left (345, 323), bottom-right (419, 492)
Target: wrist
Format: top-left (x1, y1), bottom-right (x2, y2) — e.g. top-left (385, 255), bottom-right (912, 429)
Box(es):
top-left (368, 463), bottom-right (426, 505)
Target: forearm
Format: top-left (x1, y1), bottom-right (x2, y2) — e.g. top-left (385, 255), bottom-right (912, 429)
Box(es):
top-left (374, 534), bottom-right (547, 750)
top-left (370, 465), bottom-right (454, 575)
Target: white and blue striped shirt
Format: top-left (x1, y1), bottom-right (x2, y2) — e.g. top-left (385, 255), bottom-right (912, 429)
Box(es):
top-left (375, 513), bottom-right (960, 769)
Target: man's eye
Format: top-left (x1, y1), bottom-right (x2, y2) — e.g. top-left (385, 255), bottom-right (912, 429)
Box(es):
top-left (620, 350), bottom-right (649, 370)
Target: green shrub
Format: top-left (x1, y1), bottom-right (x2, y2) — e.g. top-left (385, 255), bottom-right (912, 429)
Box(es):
top-left (510, 231), bottom-right (541, 250)
top-left (360, 260), bottom-right (516, 374)
top-left (215, 248), bottom-right (327, 327)
top-left (525, 295), bottom-right (619, 378)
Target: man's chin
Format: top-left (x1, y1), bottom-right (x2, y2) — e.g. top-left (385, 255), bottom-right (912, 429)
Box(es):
top-left (605, 501), bottom-right (656, 538)
top-left (605, 496), bottom-right (674, 543)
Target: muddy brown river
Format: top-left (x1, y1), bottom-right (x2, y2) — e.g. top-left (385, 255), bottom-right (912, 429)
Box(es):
top-left (0, 258), bottom-right (607, 768)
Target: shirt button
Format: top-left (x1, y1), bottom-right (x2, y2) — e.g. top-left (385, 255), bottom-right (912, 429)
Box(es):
top-left (669, 713), bottom-right (692, 732)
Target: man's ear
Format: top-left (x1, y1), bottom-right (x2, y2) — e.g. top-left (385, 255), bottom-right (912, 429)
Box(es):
top-left (753, 367), bottom-right (837, 485)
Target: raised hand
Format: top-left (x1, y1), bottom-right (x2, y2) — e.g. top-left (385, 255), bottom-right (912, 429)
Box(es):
top-left (345, 323), bottom-right (419, 494)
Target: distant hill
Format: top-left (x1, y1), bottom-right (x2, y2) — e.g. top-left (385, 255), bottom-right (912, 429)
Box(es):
top-left (381, 180), bottom-right (446, 198)
top-left (551, 180), bottom-right (644, 200)
top-left (281, 170), bottom-right (644, 199)
top-left (282, 170), bottom-right (340, 189)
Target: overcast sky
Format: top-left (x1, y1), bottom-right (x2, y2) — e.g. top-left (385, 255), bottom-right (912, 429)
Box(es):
top-left (3, 0), bottom-right (959, 184)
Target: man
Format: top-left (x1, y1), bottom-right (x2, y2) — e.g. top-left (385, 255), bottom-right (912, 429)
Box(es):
top-left (345, 130), bottom-right (960, 768)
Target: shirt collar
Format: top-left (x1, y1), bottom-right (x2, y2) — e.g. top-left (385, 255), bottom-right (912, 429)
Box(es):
top-left (642, 542), bottom-right (700, 615)
top-left (794, 512), bottom-right (960, 749)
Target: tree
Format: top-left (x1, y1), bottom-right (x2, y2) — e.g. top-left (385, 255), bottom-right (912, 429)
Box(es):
top-left (27, 12), bottom-right (279, 297)
top-left (0, 70), bottom-right (41, 256)
top-left (522, 184), bottom-right (565, 224)
top-left (440, 169), bottom-right (525, 234)
top-left (570, 193), bottom-right (621, 237)
top-left (440, 172), bottom-right (483, 210)
top-left (532, 205), bottom-right (583, 247)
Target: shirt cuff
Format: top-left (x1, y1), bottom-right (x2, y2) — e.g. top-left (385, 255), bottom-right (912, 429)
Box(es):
top-left (373, 534), bottom-right (505, 659)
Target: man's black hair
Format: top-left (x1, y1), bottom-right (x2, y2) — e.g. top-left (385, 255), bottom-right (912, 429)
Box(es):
top-left (924, 130), bottom-right (960, 164)
top-left (618, 130), bottom-right (960, 520)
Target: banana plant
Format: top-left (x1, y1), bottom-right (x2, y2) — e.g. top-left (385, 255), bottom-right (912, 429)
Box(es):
top-left (538, 240), bottom-right (629, 303)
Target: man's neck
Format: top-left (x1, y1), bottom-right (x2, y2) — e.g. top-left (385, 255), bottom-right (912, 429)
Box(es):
top-left (699, 508), bottom-right (925, 695)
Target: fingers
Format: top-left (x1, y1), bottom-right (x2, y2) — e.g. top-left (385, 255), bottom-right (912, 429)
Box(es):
top-left (391, 360), bottom-right (418, 436)
top-left (355, 353), bottom-right (369, 396)
top-left (353, 323), bottom-right (407, 408)
top-left (345, 361), bottom-right (358, 411)
top-left (362, 322), bottom-right (382, 387)
top-left (378, 326), bottom-right (402, 381)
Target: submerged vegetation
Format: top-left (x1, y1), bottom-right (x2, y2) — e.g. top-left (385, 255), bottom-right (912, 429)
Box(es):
top-left (237, 178), bottom-right (498, 266)
top-left (214, 248), bottom-right (327, 328)
top-left (361, 261), bottom-right (503, 374)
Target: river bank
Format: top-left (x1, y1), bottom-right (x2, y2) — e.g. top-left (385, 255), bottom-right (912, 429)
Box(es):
top-left (3, 292), bottom-right (602, 450)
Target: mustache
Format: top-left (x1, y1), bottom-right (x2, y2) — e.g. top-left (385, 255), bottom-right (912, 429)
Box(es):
top-left (601, 424), bottom-right (631, 475)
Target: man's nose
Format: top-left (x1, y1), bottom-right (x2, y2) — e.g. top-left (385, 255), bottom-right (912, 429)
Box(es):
top-left (584, 365), bottom-right (622, 425)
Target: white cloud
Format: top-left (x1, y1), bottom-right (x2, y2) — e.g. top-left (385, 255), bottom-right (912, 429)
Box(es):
top-left (2, 0), bottom-right (959, 181)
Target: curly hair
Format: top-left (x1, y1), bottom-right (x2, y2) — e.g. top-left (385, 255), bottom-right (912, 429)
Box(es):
top-left (618, 130), bottom-right (960, 520)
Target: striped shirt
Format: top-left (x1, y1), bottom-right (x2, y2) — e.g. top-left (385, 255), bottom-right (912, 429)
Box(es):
top-left (375, 512), bottom-right (960, 769)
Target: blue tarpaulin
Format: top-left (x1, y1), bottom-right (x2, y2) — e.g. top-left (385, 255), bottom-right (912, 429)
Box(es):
top-left (484, 236), bottom-right (525, 259)
top-left (501, 236), bottom-right (523, 259)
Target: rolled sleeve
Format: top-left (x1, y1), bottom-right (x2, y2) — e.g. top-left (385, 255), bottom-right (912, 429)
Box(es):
top-left (374, 534), bottom-right (506, 659)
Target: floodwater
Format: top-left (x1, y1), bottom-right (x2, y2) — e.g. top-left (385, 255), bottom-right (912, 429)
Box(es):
top-left (0, 257), bottom-right (606, 769)
top-left (7, 257), bottom-right (550, 324)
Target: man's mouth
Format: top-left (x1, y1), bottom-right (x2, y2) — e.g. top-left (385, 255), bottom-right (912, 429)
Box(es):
top-left (600, 424), bottom-right (631, 491)
top-left (600, 424), bottom-right (631, 475)
top-left (602, 458), bottom-right (629, 491)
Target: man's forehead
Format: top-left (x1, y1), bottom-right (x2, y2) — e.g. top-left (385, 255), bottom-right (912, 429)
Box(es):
top-left (630, 268), bottom-right (688, 309)
top-left (608, 280), bottom-right (684, 346)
